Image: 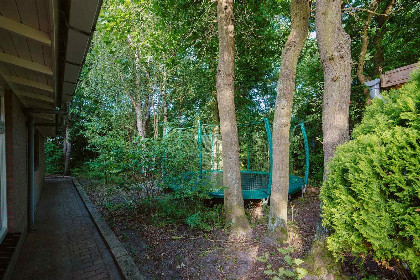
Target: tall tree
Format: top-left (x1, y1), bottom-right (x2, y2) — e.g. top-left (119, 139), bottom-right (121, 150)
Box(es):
top-left (63, 113), bottom-right (72, 175)
top-left (356, 0), bottom-right (395, 104)
top-left (316, 0), bottom-right (352, 173)
top-left (268, 0), bottom-right (311, 239)
top-left (371, 0), bottom-right (396, 76)
top-left (310, 0), bottom-right (352, 276)
top-left (356, 0), bottom-right (380, 105)
top-left (216, 0), bottom-right (251, 236)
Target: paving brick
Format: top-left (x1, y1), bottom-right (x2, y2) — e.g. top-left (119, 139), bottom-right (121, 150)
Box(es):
top-left (11, 178), bottom-right (122, 280)
top-left (88, 272), bottom-right (109, 280)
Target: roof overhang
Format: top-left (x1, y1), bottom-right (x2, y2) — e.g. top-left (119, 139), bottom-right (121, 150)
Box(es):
top-left (381, 62), bottom-right (419, 89)
top-left (0, 0), bottom-right (102, 136)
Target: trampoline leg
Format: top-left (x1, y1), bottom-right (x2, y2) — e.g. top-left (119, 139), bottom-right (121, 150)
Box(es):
top-left (262, 196), bottom-right (270, 205)
top-left (301, 185), bottom-right (307, 198)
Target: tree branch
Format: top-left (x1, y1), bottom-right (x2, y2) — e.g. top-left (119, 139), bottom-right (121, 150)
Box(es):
top-left (343, 7), bottom-right (387, 16)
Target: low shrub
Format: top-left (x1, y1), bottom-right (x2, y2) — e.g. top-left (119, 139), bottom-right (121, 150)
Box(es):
top-left (320, 68), bottom-right (420, 277)
top-left (136, 196), bottom-right (225, 231)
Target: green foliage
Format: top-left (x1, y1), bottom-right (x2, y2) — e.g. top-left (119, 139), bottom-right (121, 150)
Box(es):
top-left (290, 38), bottom-right (324, 185)
top-left (75, 125), bottom-right (200, 186)
top-left (45, 138), bottom-right (63, 175)
top-left (136, 192), bottom-right (225, 231)
top-left (321, 69), bottom-right (420, 277)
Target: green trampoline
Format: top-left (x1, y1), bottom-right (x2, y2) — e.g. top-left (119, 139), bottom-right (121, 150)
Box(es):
top-left (191, 118), bottom-right (310, 200)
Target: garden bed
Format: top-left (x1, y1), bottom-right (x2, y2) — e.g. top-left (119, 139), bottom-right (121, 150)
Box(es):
top-left (79, 179), bottom-right (403, 279)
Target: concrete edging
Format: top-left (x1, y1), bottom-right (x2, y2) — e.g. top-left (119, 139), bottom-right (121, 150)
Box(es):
top-left (72, 177), bottom-right (144, 280)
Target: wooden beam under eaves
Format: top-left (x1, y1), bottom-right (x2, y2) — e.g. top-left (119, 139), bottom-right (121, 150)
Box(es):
top-left (35, 123), bottom-right (57, 127)
top-left (0, 53), bottom-right (53, 76)
top-left (0, 16), bottom-right (51, 46)
top-left (4, 76), bottom-right (53, 92)
top-left (15, 91), bottom-right (54, 103)
top-left (33, 113), bottom-right (55, 121)
top-left (26, 108), bottom-right (67, 114)
top-left (20, 99), bottom-right (54, 110)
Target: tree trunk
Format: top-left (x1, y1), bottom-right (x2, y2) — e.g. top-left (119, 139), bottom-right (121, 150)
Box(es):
top-left (63, 114), bottom-right (72, 175)
top-left (372, 0), bottom-right (396, 77)
top-left (131, 98), bottom-right (146, 139)
top-left (311, 0), bottom-right (352, 276)
top-left (216, 0), bottom-right (250, 237)
top-left (356, 0), bottom-right (379, 105)
top-left (268, 0), bottom-right (311, 240)
top-left (64, 136), bottom-right (71, 175)
top-left (153, 96), bottom-right (159, 139)
top-left (356, 0), bottom-right (395, 103)
top-left (161, 70), bottom-right (168, 136)
top-left (372, 28), bottom-right (385, 77)
top-left (316, 0), bottom-right (352, 173)
top-left (310, 0), bottom-right (352, 277)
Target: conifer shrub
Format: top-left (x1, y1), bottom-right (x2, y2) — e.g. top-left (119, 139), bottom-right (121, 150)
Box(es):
top-left (320, 68), bottom-right (420, 277)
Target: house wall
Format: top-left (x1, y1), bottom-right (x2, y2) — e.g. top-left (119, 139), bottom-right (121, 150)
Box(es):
top-left (4, 90), bottom-right (45, 233)
top-left (5, 90), bottom-right (28, 233)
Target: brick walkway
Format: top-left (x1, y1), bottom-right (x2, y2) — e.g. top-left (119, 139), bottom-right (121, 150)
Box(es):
top-left (12, 177), bottom-right (122, 280)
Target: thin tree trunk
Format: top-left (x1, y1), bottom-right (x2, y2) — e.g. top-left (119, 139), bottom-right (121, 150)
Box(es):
top-left (268, 0), bottom-right (311, 240)
top-left (63, 114), bottom-right (72, 175)
top-left (130, 97), bottom-right (146, 139)
top-left (64, 137), bottom-right (71, 175)
top-left (153, 96), bottom-right (159, 140)
top-left (216, 0), bottom-right (250, 237)
top-left (161, 70), bottom-right (168, 136)
top-left (372, 0), bottom-right (395, 77)
top-left (356, 0), bottom-right (379, 104)
top-left (372, 29), bottom-right (385, 77)
top-left (162, 98), bottom-right (168, 135)
top-left (356, 0), bottom-right (395, 103)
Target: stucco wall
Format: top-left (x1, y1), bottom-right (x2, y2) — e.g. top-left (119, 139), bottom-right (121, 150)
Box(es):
top-left (4, 90), bottom-right (47, 233)
top-left (5, 90), bottom-right (28, 233)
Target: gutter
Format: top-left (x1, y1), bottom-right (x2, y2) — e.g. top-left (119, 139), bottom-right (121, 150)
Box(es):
top-left (52, 0), bottom-right (70, 134)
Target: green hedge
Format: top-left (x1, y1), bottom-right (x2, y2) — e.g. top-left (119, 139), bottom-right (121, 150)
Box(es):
top-left (320, 68), bottom-right (420, 277)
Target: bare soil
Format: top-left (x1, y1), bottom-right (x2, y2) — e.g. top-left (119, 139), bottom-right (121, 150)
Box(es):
top-left (80, 180), bottom-right (405, 280)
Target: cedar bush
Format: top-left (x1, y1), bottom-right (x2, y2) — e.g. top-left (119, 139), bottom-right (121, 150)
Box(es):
top-left (320, 67), bottom-right (420, 277)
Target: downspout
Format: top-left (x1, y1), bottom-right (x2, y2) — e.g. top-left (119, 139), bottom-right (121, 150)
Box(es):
top-left (28, 115), bottom-right (34, 230)
top-left (365, 78), bottom-right (383, 99)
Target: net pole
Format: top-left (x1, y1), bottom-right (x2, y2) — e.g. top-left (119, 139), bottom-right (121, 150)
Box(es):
top-left (210, 132), bottom-right (214, 171)
top-left (162, 126), bottom-right (170, 179)
top-left (247, 134), bottom-right (250, 171)
top-left (300, 122), bottom-right (310, 185)
top-left (198, 120), bottom-right (202, 175)
top-left (264, 118), bottom-right (273, 195)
